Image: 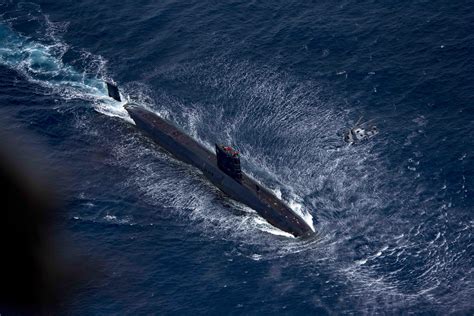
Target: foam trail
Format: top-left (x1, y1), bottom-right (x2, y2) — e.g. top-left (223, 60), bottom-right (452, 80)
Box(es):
top-left (0, 23), bottom-right (102, 96)
top-left (0, 23), bottom-right (129, 121)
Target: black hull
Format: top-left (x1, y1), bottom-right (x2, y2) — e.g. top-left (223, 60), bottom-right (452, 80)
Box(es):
top-left (125, 104), bottom-right (314, 238)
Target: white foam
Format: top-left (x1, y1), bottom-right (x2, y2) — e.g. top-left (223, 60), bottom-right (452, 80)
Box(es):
top-left (0, 22), bottom-right (127, 121)
top-left (267, 187), bottom-right (314, 232)
top-left (272, 187), bottom-right (283, 199)
top-left (103, 214), bottom-right (131, 225)
top-left (253, 218), bottom-right (296, 238)
top-left (288, 199), bottom-right (315, 232)
top-left (355, 258), bottom-right (367, 265)
top-left (104, 214), bottom-right (117, 221)
top-left (93, 93), bottom-right (134, 123)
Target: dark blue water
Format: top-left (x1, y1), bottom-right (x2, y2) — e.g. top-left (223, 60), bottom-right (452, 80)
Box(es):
top-left (1, 0), bottom-right (473, 314)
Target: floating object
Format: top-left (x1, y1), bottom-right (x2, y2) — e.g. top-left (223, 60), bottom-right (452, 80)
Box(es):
top-left (343, 117), bottom-right (378, 144)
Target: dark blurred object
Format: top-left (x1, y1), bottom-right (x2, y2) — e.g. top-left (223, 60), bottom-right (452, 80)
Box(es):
top-left (0, 124), bottom-right (71, 314)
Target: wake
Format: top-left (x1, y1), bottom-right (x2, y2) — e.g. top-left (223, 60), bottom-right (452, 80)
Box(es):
top-left (0, 22), bottom-right (130, 121)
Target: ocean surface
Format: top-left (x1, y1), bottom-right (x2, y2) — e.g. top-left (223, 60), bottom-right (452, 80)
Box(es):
top-left (1, 0), bottom-right (473, 314)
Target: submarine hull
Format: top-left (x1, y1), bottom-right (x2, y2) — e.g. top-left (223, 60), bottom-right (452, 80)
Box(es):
top-left (125, 104), bottom-right (314, 238)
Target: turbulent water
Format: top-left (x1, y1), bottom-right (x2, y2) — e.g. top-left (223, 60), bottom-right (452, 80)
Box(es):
top-left (1, 1), bottom-right (472, 314)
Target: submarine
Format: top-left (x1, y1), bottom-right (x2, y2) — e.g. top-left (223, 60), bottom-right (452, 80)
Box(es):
top-left (106, 83), bottom-right (314, 237)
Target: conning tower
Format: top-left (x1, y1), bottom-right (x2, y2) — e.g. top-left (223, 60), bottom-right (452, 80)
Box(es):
top-left (216, 144), bottom-right (242, 182)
